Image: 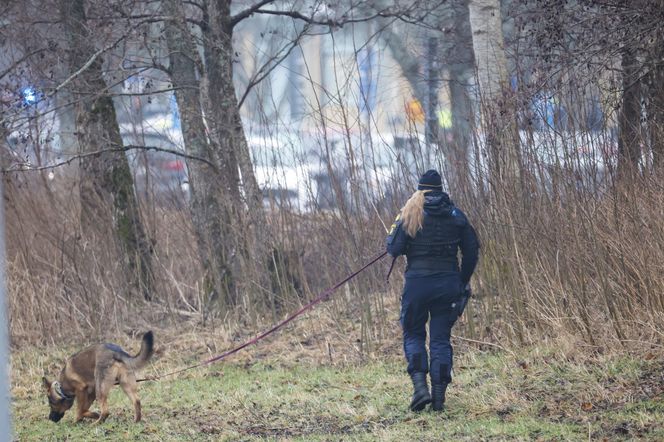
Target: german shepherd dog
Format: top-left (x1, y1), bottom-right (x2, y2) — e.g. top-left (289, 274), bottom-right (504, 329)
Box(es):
top-left (42, 331), bottom-right (154, 424)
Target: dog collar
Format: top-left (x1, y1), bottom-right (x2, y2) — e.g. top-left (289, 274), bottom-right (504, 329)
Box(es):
top-left (52, 381), bottom-right (74, 401)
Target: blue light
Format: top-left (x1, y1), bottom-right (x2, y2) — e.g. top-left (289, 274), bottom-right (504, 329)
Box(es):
top-left (22, 87), bottom-right (37, 105)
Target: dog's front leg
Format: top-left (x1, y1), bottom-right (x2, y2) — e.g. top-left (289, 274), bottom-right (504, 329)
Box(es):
top-left (75, 391), bottom-right (99, 422)
top-left (81, 392), bottom-right (99, 421)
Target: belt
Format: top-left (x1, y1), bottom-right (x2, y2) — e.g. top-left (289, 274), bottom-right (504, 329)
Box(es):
top-left (406, 259), bottom-right (458, 272)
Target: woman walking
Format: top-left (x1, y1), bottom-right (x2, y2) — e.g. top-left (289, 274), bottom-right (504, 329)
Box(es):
top-left (386, 170), bottom-right (479, 412)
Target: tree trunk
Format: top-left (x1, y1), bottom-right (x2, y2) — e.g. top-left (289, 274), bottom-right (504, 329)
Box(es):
top-left (59, 0), bottom-right (154, 300)
top-left (200, 0), bottom-right (242, 203)
top-left (162, 0), bottom-right (237, 311)
top-left (618, 45), bottom-right (642, 177)
top-left (444, 0), bottom-right (476, 195)
top-left (468, 0), bottom-right (519, 184)
top-left (646, 39), bottom-right (664, 170)
top-left (468, 0), bottom-right (509, 98)
top-left (449, 66), bottom-right (474, 193)
top-left (203, 0), bottom-right (271, 302)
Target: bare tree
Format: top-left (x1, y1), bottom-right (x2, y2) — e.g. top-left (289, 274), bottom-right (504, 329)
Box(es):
top-left (618, 44), bottom-right (642, 177)
top-left (161, 0), bottom-right (238, 310)
top-left (156, 0), bottom-right (442, 311)
top-left (59, 0), bottom-right (154, 299)
top-left (468, 0), bottom-right (519, 183)
top-left (646, 39), bottom-right (664, 169)
top-left (200, 0), bottom-right (271, 303)
top-left (444, 0), bottom-right (475, 194)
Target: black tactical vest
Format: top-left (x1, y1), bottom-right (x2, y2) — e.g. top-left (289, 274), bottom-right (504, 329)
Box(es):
top-left (406, 211), bottom-right (463, 272)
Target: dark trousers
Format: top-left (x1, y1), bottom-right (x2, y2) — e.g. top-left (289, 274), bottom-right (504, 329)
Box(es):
top-left (400, 273), bottom-right (461, 384)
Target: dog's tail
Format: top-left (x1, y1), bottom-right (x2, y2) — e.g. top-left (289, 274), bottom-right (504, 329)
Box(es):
top-left (120, 331), bottom-right (154, 371)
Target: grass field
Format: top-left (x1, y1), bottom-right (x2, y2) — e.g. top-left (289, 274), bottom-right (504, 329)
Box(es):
top-left (10, 327), bottom-right (664, 442)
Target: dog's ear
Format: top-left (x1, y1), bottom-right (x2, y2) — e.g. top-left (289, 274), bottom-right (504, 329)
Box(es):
top-left (42, 377), bottom-right (51, 391)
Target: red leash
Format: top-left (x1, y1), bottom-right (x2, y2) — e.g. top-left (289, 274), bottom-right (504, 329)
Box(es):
top-left (137, 251), bottom-right (388, 383)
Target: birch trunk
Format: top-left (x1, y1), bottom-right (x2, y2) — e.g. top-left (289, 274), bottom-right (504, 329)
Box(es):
top-left (468, 0), bottom-right (509, 101)
top-left (468, 0), bottom-right (519, 183)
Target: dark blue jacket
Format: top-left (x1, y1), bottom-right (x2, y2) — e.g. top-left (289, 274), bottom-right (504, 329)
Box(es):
top-left (386, 192), bottom-right (479, 283)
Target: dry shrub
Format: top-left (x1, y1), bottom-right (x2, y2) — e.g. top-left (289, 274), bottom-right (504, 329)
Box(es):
top-left (4, 168), bottom-right (204, 345)
top-left (465, 168), bottom-right (664, 348)
top-left (5, 135), bottom-right (664, 354)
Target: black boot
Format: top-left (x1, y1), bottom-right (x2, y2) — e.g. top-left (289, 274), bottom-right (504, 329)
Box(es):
top-left (431, 383), bottom-right (448, 411)
top-left (409, 372), bottom-right (431, 412)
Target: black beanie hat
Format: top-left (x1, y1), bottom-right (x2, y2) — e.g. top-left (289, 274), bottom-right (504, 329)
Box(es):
top-left (418, 169), bottom-right (442, 190)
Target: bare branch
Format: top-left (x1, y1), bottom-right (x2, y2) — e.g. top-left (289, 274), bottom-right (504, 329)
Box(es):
top-left (248, 8), bottom-right (347, 27)
top-left (96, 86), bottom-right (198, 97)
top-left (238, 25), bottom-right (310, 108)
top-left (245, 2), bottom-right (446, 28)
top-left (53, 33), bottom-right (132, 95)
top-left (230, 0), bottom-right (277, 28)
top-left (0, 47), bottom-right (48, 81)
top-left (2, 144), bottom-right (217, 174)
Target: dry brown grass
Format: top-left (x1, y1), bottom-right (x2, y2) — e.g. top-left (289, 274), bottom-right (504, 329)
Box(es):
top-left (4, 131), bottom-right (664, 355)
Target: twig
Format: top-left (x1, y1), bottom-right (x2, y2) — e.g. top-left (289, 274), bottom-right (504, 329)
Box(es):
top-left (231, 0), bottom-right (277, 27)
top-left (54, 34), bottom-right (130, 95)
top-left (452, 334), bottom-right (516, 357)
top-left (238, 25), bottom-right (310, 108)
top-left (0, 47), bottom-right (48, 81)
top-left (2, 144), bottom-right (216, 173)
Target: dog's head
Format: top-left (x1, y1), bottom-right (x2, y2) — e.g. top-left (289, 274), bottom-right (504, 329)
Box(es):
top-left (42, 377), bottom-right (74, 422)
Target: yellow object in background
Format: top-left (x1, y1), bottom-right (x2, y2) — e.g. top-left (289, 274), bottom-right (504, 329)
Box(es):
top-left (437, 109), bottom-right (452, 129)
top-left (405, 99), bottom-right (425, 123)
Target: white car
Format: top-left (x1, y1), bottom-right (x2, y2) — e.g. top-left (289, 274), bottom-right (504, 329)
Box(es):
top-left (249, 129), bottom-right (443, 213)
top-left (249, 131), bottom-right (321, 211)
top-left (119, 125), bottom-right (189, 206)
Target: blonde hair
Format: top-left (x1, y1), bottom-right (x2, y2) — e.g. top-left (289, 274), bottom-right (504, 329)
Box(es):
top-left (401, 190), bottom-right (430, 238)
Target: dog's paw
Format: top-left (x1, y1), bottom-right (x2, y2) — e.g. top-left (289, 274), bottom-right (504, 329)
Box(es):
top-left (84, 411), bottom-right (100, 420)
top-left (94, 414), bottom-right (109, 425)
